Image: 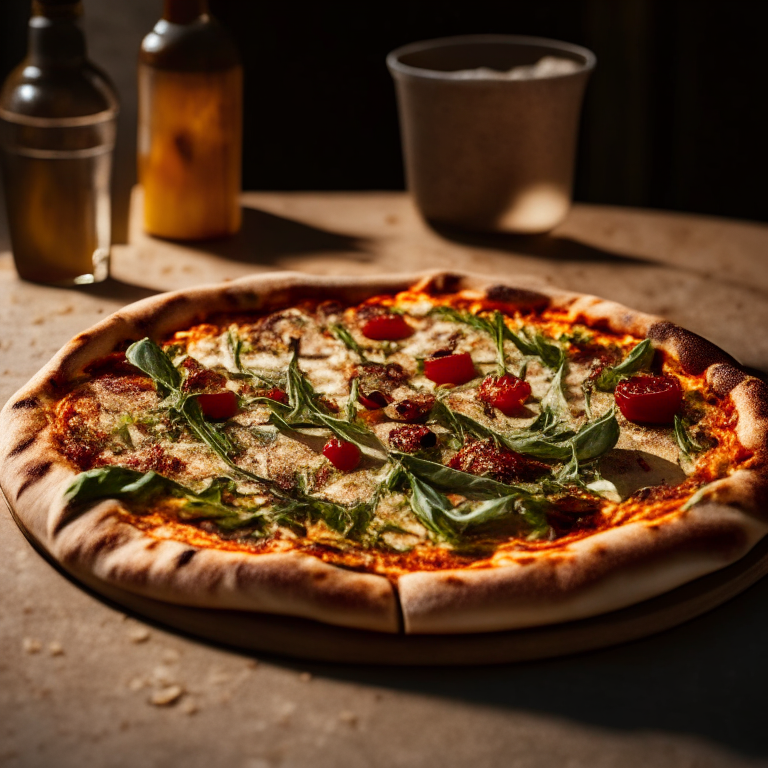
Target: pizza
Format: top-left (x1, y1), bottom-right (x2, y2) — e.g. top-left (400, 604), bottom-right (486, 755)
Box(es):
top-left (2, 271), bottom-right (767, 635)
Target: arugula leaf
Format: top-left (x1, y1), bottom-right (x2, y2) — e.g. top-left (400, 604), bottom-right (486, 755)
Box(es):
top-left (126, 337), bottom-right (181, 394)
top-left (431, 307), bottom-right (507, 375)
top-left (396, 453), bottom-right (532, 499)
top-left (126, 338), bottom-right (277, 490)
top-left (406, 472), bottom-right (456, 536)
top-left (539, 363), bottom-right (570, 422)
top-left (346, 378), bottom-right (359, 422)
top-left (61, 466), bottom-right (266, 531)
top-left (436, 398), bottom-right (619, 463)
top-left (226, 329), bottom-right (284, 386)
top-left (403, 471), bottom-right (550, 540)
top-left (504, 326), bottom-right (565, 370)
top-left (674, 414), bottom-right (705, 465)
top-left (570, 407), bottom-right (621, 461)
top-left (329, 323), bottom-right (369, 363)
top-left (595, 339), bottom-right (654, 391)
top-left (432, 307), bottom-right (567, 373)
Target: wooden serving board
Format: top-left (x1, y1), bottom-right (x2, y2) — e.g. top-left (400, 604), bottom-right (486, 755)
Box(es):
top-left (7, 491), bottom-right (768, 665)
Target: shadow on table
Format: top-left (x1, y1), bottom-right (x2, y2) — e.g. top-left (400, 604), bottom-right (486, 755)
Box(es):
top-left (149, 205), bottom-right (373, 266)
top-left (428, 223), bottom-right (658, 266)
top-left (429, 222), bottom-right (768, 304)
top-left (76, 275), bottom-right (161, 303)
top-left (301, 575), bottom-right (768, 760)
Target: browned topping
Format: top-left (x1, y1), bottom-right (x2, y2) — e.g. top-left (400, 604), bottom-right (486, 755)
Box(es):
top-left (357, 363), bottom-right (409, 394)
top-left (180, 357), bottom-right (227, 393)
top-left (388, 425), bottom-right (436, 453)
top-left (52, 393), bottom-right (106, 469)
top-left (123, 444), bottom-right (186, 477)
top-left (385, 394), bottom-right (435, 423)
top-left (448, 440), bottom-right (549, 484)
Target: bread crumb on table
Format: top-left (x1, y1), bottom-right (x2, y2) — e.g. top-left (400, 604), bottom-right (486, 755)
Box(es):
top-left (150, 685), bottom-right (184, 707)
top-left (129, 627), bottom-right (151, 643)
top-left (22, 638), bottom-right (42, 654)
top-left (48, 641), bottom-right (64, 656)
top-left (339, 711), bottom-right (358, 726)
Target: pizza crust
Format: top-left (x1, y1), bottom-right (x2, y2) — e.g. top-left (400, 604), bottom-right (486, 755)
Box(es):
top-left (2, 270), bottom-right (767, 635)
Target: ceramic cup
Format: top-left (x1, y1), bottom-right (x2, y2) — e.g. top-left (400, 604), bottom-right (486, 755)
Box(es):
top-left (387, 35), bottom-right (596, 234)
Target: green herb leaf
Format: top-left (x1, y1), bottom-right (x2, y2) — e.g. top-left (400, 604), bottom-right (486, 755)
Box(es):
top-left (595, 339), bottom-right (654, 391)
top-left (406, 472), bottom-right (455, 536)
top-left (329, 323), bottom-right (369, 363)
top-left (503, 326), bottom-right (565, 370)
top-left (403, 471), bottom-right (550, 540)
top-left (396, 453), bottom-right (531, 499)
top-left (674, 414), bottom-right (705, 466)
top-left (61, 466), bottom-right (266, 531)
top-left (126, 338), bottom-right (181, 394)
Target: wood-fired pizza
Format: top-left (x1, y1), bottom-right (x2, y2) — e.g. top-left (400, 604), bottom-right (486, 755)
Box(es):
top-left (2, 271), bottom-right (767, 635)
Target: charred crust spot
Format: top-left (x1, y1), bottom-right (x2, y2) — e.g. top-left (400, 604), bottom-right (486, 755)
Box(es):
top-left (443, 575), bottom-right (464, 586)
top-left (485, 285), bottom-right (550, 312)
top-left (421, 273), bottom-right (464, 295)
top-left (90, 530), bottom-right (127, 556)
top-left (16, 461), bottom-right (52, 500)
top-left (134, 295), bottom-right (192, 332)
top-left (177, 549), bottom-right (197, 567)
top-left (312, 571), bottom-right (329, 582)
top-left (146, 540), bottom-right (160, 550)
top-left (9, 435), bottom-right (36, 457)
top-left (12, 397), bottom-right (39, 410)
top-left (648, 322), bottom-right (736, 375)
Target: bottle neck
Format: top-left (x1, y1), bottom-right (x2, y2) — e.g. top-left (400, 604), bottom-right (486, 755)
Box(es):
top-left (163, 0), bottom-right (209, 24)
top-left (28, 1), bottom-right (87, 66)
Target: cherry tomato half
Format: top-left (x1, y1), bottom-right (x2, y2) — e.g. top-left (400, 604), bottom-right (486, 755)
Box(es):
top-left (361, 314), bottom-right (413, 341)
top-left (424, 351), bottom-right (476, 386)
top-left (264, 388), bottom-right (288, 404)
top-left (358, 390), bottom-right (392, 410)
top-left (322, 437), bottom-right (361, 472)
top-left (197, 390), bottom-right (239, 420)
top-left (614, 375), bottom-right (682, 424)
top-left (478, 374), bottom-right (532, 416)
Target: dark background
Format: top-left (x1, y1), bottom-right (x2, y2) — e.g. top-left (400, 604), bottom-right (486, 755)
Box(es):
top-left (3, 0), bottom-right (768, 223)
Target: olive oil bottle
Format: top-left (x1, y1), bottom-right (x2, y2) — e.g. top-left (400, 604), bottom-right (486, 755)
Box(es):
top-left (139, 0), bottom-right (242, 240)
top-left (0, 0), bottom-right (119, 285)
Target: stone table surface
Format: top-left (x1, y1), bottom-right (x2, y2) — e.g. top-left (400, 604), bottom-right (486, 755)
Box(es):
top-left (2, 191), bottom-right (768, 768)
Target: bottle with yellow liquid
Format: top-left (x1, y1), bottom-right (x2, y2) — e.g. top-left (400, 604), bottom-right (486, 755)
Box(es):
top-left (139, 0), bottom-right (242, 240)
top-left (0, 0), bottom-right (118, 285)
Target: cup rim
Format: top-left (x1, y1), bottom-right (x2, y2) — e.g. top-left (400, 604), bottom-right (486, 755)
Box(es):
top-left (386, 34), bottom-right (596, 82)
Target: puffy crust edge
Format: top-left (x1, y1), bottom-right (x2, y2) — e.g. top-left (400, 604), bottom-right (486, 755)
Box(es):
top-left (1, 269), bottom-right (767, 635)
top-left (398, 504), bottom-right (768, 634)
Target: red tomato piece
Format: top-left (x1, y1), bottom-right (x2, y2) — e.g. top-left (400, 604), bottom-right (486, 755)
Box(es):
top-left (358, 390), bottom-right (392, 410)
top-left (197, 390), bottom-right (239, 420)
top-left (264, 388), bottom-right (288, 404)
top-left (424, 351), bottom-right (476, 386)
top-left (614, 375), bottom-right (683, 424)
top-left (322, 438), bottom-right (361, 472)
top-left (361, 314), bottom-right (413, 341)
top-left (478, 374), bottom-right (532, 416)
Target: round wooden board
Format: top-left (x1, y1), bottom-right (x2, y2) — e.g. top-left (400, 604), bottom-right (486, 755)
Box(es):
top-left (7, 493), bottom-right (768, 665)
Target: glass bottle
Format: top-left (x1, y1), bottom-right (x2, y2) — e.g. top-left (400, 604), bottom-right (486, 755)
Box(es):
top-left (0, 0), bottom-right (118, 285)
top-left (139, 0), bottom-right (242, 240)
